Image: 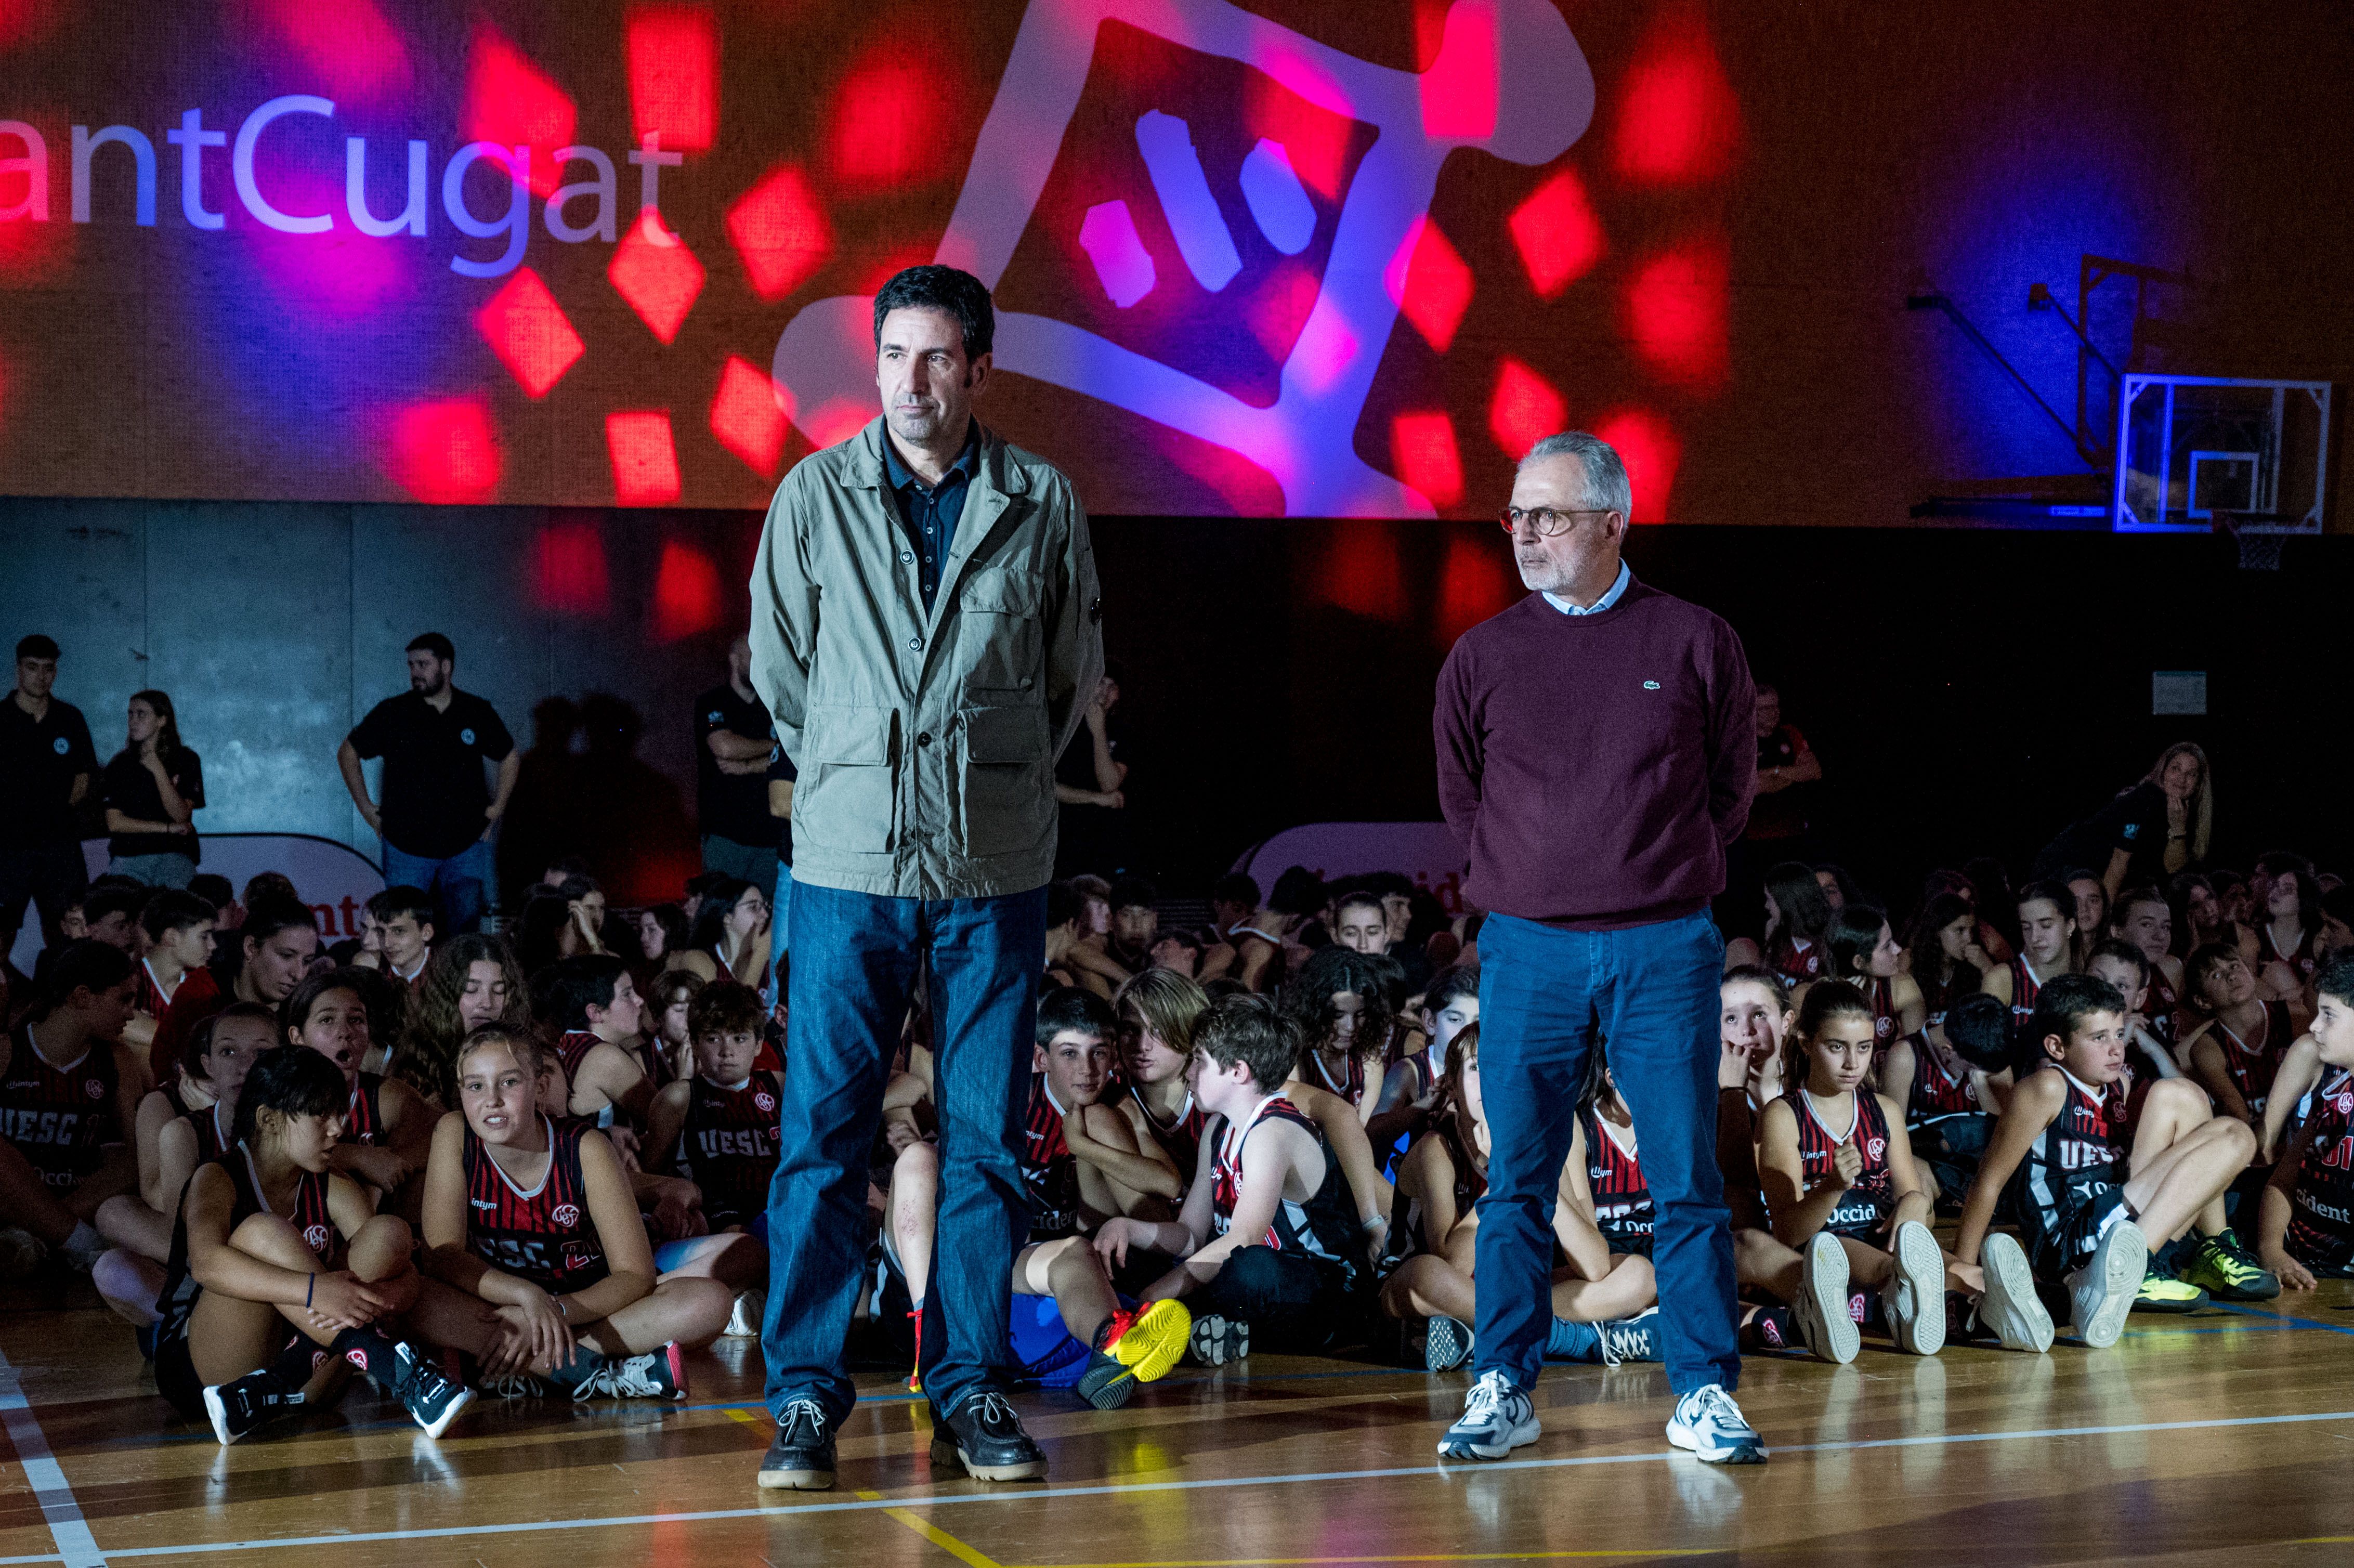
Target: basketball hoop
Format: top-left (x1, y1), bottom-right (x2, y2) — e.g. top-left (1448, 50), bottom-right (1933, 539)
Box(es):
top-left (2218, 515), bottom-right (2285, 571)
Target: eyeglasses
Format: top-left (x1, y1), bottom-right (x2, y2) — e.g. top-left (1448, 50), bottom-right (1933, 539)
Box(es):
top-left (1497, 506), bottom-right (1616, 537)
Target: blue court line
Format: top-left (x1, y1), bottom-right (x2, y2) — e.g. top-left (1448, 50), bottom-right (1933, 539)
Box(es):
top-left (7, 1404), bottom-right (2354, 1564)
top-left (2209, 1302), bottom-right (2354, 1338)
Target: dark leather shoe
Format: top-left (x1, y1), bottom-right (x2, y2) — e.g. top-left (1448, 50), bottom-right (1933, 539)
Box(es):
top-left (757, 1399), bottom-right (836, 1490)
top-left (927, 1390), bottom-right (1047, 1481)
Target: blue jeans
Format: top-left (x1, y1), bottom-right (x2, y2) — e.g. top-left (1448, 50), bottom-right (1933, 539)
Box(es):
top-left (761, 878), bottom-right (1047, 1426)
top-left (380, 837), bottom-right (494, 935)
top-left (1473, 909), bottom-right (1739, 1397)
top-left (109, 852), bottom-right (197, 888)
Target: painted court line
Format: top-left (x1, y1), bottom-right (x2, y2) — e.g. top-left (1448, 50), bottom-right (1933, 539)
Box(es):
top-left (9, 1404), bottom-right (2352, 1563)
top-left (0, 1345), bottom-right (106, 1568)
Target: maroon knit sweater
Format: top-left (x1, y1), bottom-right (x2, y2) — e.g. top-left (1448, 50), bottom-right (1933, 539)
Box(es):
top-left (1434, 579), bottom-right (1755, 930)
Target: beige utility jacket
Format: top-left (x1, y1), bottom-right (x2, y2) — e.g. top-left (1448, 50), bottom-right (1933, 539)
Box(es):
top-left (747, 418), bottom-right (1103, 900)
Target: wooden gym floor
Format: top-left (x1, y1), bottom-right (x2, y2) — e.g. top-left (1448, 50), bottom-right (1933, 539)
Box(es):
top-left (5, 1287), bottom-right (2354, 1567)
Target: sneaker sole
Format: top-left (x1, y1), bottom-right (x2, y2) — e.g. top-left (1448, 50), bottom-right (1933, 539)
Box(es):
top-left (1977, 1233), bottom-right (2055, 1353)
top-left (1436, 1413), bottom-right (1539, 1461)
top-left (201, 1384), bottom-right (241, 1448)
top-left (412, 1386), bottom-right (474, 1441)
top-left (757, 1464), bottom-right (836, 1491)
top-left (1424, 1316), bottom-right (1473, 1373)
top-left (1666, 1419), bottom-right (1768, 1464)
top-left (1110, 1299), bottom-right (1193, 1385)
top-left (2133, 1284), bottom-right (2209, 1314)
top-left (2072, 1224), bottom-right (2148, 1349)
top-left (1890, 1222), bottom-right (1946, 1357)
top-left (1188, 1316), bottom-right (1249, 1367)
top-left (928, 1434), bottom-right (1049, 1482)
top-left (1800, 1233), bottom-right (1861, 1365)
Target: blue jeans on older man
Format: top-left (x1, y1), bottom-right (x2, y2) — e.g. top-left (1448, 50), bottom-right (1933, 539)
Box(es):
top-left (380, 836), bottom-right (494, 935)
top-left (1472, 908), bottom-right (1740, 1397)
top-left (761, 878), bottom-right (1047, 1426)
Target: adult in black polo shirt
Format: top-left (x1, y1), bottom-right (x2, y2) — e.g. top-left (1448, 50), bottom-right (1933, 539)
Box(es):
top-left (0, 635), bottom-right (98, 951)
top-left (336, 632), bottom-right (517, 936)
top-left (696, 634), bottom-right (782, 890)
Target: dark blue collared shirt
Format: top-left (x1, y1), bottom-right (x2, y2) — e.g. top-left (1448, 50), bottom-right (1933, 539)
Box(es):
top-left (883, 425), bottom-right (978, 616)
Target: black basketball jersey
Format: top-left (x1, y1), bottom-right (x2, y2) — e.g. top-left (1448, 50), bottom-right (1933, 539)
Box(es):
top-left (1767, 933), bottom-right (1823, 985)
top-left (2004, 1067), bottom-right (2124, 1232)
top-left (0, 1027), bottom-right (122, 1189)
top-left (1308, 1049), bottom-right (1368, 1108)
top-left (1208, 1094), bottom-right (1360, 1285)
top-left (2286, 1069), bottom-right (2354, 1271)
top-left (341, 1070), bottom-right (386, 1146)
top-left (2214, 1002), bottom-right (2293, 1114)
top-left (1128, 1081), bottom-right (1210, 1184)
top-left (1021, 1073), bottom-right (1080, 1238)
top-left (1794, 1088), bottom-right (1895, 1237)
top-left (1910, 1041), bottom-right (1982, 1125)
top-left (1578, 1105), bottom-right (1654, 1246)
top-left (677, 1071), bottom-right (781, 1229)
top-left (188, 1098), bottom-right (230, 1165)
top-left (156, 1144), bottom-right (336, 1343)
top-left (463, 1117), bottom-right (609, 1294)
top-left (2007, 956), bottom-right (2047, 1029)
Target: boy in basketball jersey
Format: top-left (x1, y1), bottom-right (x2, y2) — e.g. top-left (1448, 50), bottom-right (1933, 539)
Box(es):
top-left (1093, 994), bottom-right (1365, 1365)
top-left (644, 979), bottom-right (778, 1332)
top-left (539, 956), bottom-right (657, 1153)
top-left (2258, 956), bottom-right (2354, 1287)
top-left (1955, 974), bottom-right (2263, 1349)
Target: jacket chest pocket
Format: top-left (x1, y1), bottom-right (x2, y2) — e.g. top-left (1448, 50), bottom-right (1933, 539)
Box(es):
top-left (799, 704), bottom-right (896, 853)
top-left (957, 568), bottom-right (1043, 692)
top-left (956, 703), bottom-right (1050, 858)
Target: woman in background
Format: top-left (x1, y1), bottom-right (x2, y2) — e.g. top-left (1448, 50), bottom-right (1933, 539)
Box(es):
top-left (104, 691), bottom-right (204, 888)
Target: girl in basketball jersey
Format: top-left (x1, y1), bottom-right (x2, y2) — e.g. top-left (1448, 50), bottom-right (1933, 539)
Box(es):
top-left (1719, 966), bottom-right (1790, 1118)
top-left (415, 1027), bottom-right (730, 1399)
top-left (1761, 863), bottom-right (1835, 986)
top-left (2112, 889), bottom-right (2185, 1044)
top-left (1281, 946), bottom-right (1397, 1126)
top-left (1826, 905), bottom-right (1927, 1117)
top-left (2253, 859), bottom-right (2324, 999)
top-left (2257, 957), bottom-right (2354, 1287)
top-left (1111, 969), bottom-right (1212, 1207)
top-left (0, 940), bottom-right (144, 1279)
top-left (2179, 943), bottom-right (2311, 1126)
top-left (1982, 884), bottom-right (2078, 1029)
top-left (94, 1004), bottom-right (278, 1329)
top-left (402, 933), bottom-right (531, 1106)
top-left (282, 970), bottom-right (434, 1206)
top-left (1757, 982), bottom-right (1955, 1355)
top-left (1902, 893), bottom-right (1986, 1038)
top-left (1366, 963), bottom-right (1480, 1157)
top-left (152, 1046), bottom-right (468, 1445)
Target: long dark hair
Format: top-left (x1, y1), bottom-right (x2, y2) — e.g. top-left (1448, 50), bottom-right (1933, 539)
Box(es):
top-left (1278, 944), bottom-right (1398, 1075)
top-left (1903, 892), bottom-right (1980, 1010)
top-left (687, 876), bottom-right (756, 952)
top-left (112, 688), bottom-right (187, 777)
top-left (1763, 862), bottom-right (1833, 947)
top-left (231, 1043), bottom-right (348, 1149)
top-left (408, 934), bottom-right (531, 1103)
top-left (1826, 903), bottom-right (1890, 980)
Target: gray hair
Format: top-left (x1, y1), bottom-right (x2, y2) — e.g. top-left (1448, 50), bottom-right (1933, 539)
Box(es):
top-left (1519, 431), bottom-right (1632, 516)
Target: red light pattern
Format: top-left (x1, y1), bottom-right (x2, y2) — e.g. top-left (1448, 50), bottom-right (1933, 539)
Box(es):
top-left (1435, 530), bottom-right (1514, 646)
top-left (651, 538), bottom-right (724, 641)
top-left (1419, 0), bottom-right (1498, 140)
top-left (1624, 241), bottom-right (1729, 391)
top-left (252, 0), bottom-right (413, 102)
top-left (1243, 66), bottom-right (1352, 200)
top-left (1593, 407), bottom-right (1681, 522)
top-left (1383, 214), bottom-right (1473, 353)
top-left (1391, 411), bottom-right (1463, 508)
top-left (827, 46), bottom-right (957, 189)
top-left (726, 162), bottom-right (832, 302)
top-left (0, 0), bottom-right (59, 51)
top-left (385, 398), bottom-right (501, 504)
top-left (1612, 8), bottom-right (1740, 185)
top-left (1322, 526), bottom-right (1406, 622)
top-left (533, 516), bottom-right (610, 611)
top-left (1509, 169), bottom-right (1604, 299)
top-left (626, 5), bottom-right (717, 153)
top-left (607, 409), bottom-right (682, 504)
top-left (462, 23), bottom-right (577, 198)
top-left (475, 267), bottom-right (584, 398)
top-left (1488, 359), bottom-right (1565, 460)
top-left (608, 211), bottom-right (705, 344)
top-left (1243, 260), bottom-right (1320, 364)
top-left (709, 354), bottom-right (788, 476)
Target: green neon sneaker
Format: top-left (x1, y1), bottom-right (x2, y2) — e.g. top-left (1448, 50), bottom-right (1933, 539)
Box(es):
top-left (2132, 1266), bottom-right (2208, 1313)
top-left (2178, 1230), bottom-right (2281, 1302)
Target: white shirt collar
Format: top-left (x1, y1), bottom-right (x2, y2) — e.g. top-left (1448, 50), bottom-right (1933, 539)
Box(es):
top-left (1541, 561), bottom-right (1631, 617)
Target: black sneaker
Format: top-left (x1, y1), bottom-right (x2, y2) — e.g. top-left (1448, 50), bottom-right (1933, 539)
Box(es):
top-left (757, 1399), bottom-right (836, 1491)
top-left (928, 1390), bottom-right (1048, 1482)
top-left (202, 1370), bottom-right (304, 1446)
top-left (390, 1341), bottom-right (475, 1439)
top-left (578, 1343), bottom-right (689, 1402)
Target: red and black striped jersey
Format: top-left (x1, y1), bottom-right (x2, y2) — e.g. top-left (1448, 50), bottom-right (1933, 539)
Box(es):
top-left (2214, 1002), bottom-right (2294, 1113)
top-left (554, 1030), bottom-right (601, 1090)
top-left (1577, 1105), bottom-right (1653, 1245)
top-left (341, 1071), bottom-right (386, 1146)
top-left (1397, 1048), bottom-right (1437, 1104)
top-left (2004, 1067), bottom-right (2124, 1235)
top-left (1767, 934), bottom-right (1823, 985)
top-left (2144, 966), bottom-right (2181, 1044)
top-left (1209, 1094), bottom-right (1359, 1283)
top-left (2257, 922), bottom-right (2318, 985)
top-left (1794, 1088), bottom-right (1895, 1237)
top-left (463, 1116), bottom-right (609, 1294)
top-left (0, 1027), bottom-right (122, 1189)
top-left (188, 1098), bottom-right (230, 1165)
top-left (137, 958), bottom-right (184, 1018)
top-left (1308, 1049), bottom-right (1368, 1108)
top-left (1868, 975), bottom-right (1903, 1052)
top-left (2007, 957), bottom-right (2047, 1028)
top-left (677, 1072), bottom-right (780, 1230)
top-left (1128, 1082), bottom-right (1210, 1184)
top-left (156, 1143), bottom-right (336, 1342)
top-left (2286, 1069), bottom-right (2354, 1270)
top-left (1021, 1073), bottom-right (1079, 1237)
top-left (1910, 1041), bottom-right (1982, 1124)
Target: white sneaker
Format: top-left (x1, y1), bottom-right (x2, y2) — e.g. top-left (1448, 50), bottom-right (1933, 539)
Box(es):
top-left (1883, 1220), bottom-right (1946, 1356)
top-left (2065, 1220), bottom-right (2147, 1350)
top-left (726, 1289), bottom-right (766, 1338)
top-left (1436, 1369), bottom-right (1539, 1460)
top-left (1792, 1232), bottom-right (1860, 1364)
top-left (1666, 1383), bottom-right (1766, 1464)
top-left (1976, 1232), bottom-right (2054, 1353)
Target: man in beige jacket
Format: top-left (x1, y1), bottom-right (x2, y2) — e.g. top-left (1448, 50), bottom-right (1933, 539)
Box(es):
top-left (748, 265), bottom-right (1102, 1492)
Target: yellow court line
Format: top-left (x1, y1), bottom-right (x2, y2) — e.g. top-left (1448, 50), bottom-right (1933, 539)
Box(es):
top-left (862, 1489), bottom-right (1006, 1568)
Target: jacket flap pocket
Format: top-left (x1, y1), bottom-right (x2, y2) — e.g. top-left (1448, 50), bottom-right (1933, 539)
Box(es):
top-left (964, 704), bottom-right (1044, 765)
top-left (960, 569), bottom-right (1039, 616)
top-left (805, 704), bottom-right (892, 765)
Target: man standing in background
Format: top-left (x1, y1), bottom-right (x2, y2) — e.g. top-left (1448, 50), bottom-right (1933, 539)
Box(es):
top-left (695, 634), bottom-right (783, 893)
top-left (336, 633), bottom-right (518, 936)
top-left (0, 636), bottom-right (98, 956)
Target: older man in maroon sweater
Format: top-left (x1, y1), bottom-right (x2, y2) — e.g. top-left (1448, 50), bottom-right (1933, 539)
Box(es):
top-left (1432, 431), bottom-right (1766, 1466)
